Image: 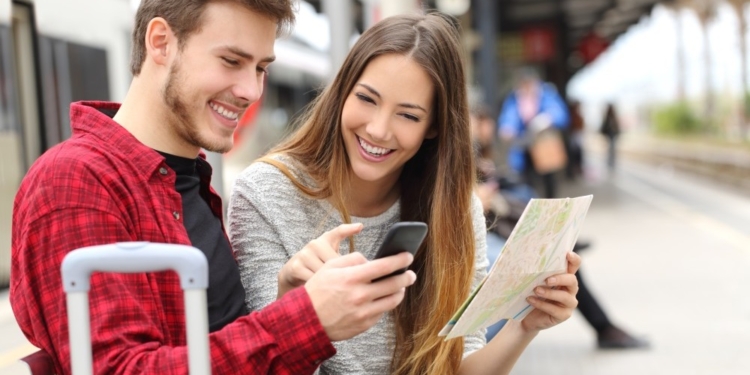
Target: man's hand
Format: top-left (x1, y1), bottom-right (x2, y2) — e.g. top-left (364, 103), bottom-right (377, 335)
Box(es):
top-left (277, 223), bottom-right (362, 298)
top-left (528, 113), bottom-right (553, 134)
top-left (305, 251), bottom-right (417, 342)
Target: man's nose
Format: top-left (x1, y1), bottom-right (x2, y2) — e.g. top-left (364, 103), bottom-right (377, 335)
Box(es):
top-left (234, 72), bottom-right (263, 105)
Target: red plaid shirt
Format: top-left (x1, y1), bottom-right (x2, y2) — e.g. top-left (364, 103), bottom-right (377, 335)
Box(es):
top-left (11, 101), bottom-right (335, 374)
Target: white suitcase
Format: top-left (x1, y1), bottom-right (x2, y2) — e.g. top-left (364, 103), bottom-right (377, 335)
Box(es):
top-left (61, 242), bottom-right (211, 375)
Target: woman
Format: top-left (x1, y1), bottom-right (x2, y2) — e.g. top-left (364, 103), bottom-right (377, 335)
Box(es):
top-left (228, 13), bottom-right (579, 375)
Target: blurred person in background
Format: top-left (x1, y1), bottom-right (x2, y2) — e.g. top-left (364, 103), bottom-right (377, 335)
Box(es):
top-left (498, 68), bottom-right (570, 198)
top-left (10, 1), bottom-right (418, 374)
top-left (229, 13), bottom-right (581, 375)
top-left (566, 99), bottom-right (586, 179)
top-left (600, 102), bottom-right (621, 170)
top-left (474, 106), bottom-right (648, 350)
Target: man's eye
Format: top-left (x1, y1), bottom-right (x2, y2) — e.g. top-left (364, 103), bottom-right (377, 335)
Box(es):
top-left (222, 57), bottom-right (239, 66)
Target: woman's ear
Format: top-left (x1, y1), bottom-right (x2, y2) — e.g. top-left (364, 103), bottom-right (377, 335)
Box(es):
top-left (145, 17), bottom-right (174, 67)
top-left (425, 125), bottom-right (438, 140)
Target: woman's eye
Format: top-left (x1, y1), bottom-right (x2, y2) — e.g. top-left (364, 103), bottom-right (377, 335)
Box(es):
top-left (402, 113), bottom-right (420, 122)
top-left (257, 66), bottom-right (269, 75)
top-left (356, 93), bottom-right (375, 104)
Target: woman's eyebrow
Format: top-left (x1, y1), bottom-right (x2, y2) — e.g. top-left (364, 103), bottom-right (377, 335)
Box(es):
top-left (357, 83), bottom-right (428, 113)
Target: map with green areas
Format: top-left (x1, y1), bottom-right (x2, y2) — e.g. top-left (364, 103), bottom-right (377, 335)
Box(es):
top-left (439, 195), bottom-right (593, 340)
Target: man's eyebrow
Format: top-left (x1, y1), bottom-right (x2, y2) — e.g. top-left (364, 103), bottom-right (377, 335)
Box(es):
top-left (357, 83), bottom-right (428, 113)
top-left (217, 46), bottom-right (275, 63)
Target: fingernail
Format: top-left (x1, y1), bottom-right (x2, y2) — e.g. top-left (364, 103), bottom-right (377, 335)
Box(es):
top-left (547, 277), bottom-right (556, 285)
top-left (535, 287), bottom-right (545, 295)
top-left (526, 296), bottom-right (536, 304)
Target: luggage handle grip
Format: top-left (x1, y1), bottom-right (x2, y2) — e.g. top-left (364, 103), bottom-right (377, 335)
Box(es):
top-left (61, 242), bottom-right (211, 375)
top-left (62, 242), bottom-right (208, 292)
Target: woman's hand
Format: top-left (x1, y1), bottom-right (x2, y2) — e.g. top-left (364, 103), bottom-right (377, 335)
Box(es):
top-left (520, 252), bottom-right (581, 333)
top-left (277, 223), bottom-right (363, 298)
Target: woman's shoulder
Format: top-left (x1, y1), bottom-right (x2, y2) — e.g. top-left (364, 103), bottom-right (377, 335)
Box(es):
top-left (470, 192), bottom-right (484, 219)
top-left (237, 154), bottom-right (301, 186)
top-left (233, 155), bottom-right (305, 198)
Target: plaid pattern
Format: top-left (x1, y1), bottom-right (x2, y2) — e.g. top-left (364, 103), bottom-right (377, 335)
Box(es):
top-left (10, 101), bottom-right (334, 375)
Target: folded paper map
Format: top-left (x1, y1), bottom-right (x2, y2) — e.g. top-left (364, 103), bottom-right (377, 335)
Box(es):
top-left (439, 195), bottom-right (593, 340)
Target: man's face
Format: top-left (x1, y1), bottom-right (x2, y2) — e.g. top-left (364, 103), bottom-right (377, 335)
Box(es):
top-left (162, 2), bottom-right (276, 154)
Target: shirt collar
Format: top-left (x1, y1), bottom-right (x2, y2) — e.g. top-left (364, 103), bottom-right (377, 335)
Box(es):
top-left (70, 101), bottom-right (172, 175)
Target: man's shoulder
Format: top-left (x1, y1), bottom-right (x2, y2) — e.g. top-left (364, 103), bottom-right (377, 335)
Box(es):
top-left (16, 138), bottom-right (131, 214)
top-left (26, 137), bottom-right (116, 180)
top-left (540, 82), bottom-right (563, 98)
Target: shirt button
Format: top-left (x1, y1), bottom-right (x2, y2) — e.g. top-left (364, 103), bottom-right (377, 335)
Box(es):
top-left (159, 167), bottom-right (168, 175)
top-left (172, 211), bottom-right (180, 220)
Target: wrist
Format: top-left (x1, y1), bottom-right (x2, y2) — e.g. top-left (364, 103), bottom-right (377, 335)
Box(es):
top-left (277, 273), bottom-right (292, 299)
top-left (515, 318), bottom-right (541, 338)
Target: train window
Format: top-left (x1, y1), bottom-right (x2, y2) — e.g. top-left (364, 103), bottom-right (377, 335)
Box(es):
top-left (37, 37), bottom-right (111, 145)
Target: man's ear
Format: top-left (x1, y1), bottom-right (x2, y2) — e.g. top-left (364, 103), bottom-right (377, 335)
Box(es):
top-left (145, 17), bottom-right (174, 67)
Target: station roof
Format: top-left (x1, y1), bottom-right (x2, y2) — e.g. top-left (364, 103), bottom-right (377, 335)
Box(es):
top-left (498, 0), bottom-right (664, 53)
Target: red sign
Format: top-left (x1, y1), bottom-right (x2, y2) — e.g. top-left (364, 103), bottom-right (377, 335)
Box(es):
top-left (577, 32), bottom-right (609, 64)
top-left (521, 27), bottom-right (556, 62)
top-left (234, 97), bottom-right (262, 146)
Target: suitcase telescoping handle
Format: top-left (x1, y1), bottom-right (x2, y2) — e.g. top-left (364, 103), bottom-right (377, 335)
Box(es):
top-left (61, 242), bottom-right (210, 375)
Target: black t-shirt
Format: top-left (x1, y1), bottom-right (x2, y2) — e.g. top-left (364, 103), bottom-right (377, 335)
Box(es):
top-left (159, 151), bottom-right (248, 332)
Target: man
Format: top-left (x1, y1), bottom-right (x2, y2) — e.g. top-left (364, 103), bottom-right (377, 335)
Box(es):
top-left (10, 1), bottom-right (415, 374)
top-left (497, 68), bottom-right (569, 199)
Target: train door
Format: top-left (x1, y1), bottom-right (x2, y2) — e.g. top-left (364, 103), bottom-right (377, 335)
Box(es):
top-left (0, 0), bottom-right (43, 288)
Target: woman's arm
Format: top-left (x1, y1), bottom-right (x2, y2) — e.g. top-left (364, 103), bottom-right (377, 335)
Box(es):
top-left (458, 195), bottom-right (581, 374)
top-left (459, 252), bottom-right (581, 375)
top-left (228, 163), bottom-right (296, 310)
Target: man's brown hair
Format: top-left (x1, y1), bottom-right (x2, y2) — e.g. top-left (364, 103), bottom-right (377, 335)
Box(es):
top-left (130, 0), bottom-right (295, 76)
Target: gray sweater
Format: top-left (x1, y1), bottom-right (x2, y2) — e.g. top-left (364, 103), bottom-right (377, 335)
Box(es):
top-left (228, 158), bottom-right (488, 375)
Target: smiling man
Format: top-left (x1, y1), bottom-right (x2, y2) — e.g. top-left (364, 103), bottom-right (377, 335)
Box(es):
top-left (10, 1), bottom-right (416, 374)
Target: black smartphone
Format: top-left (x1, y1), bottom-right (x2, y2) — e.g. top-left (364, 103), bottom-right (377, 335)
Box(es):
top-left (372, 222), bottom-right (428, 282)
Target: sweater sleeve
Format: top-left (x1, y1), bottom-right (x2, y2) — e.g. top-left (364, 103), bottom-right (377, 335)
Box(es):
top-left (462, 194), bottom-right (490, 357)
top-left (228, 161), bottom-right (302, 312)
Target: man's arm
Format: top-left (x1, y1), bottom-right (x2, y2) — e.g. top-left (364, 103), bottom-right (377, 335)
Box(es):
top-left (497, 95), bottom-right (521, 140)
top-left (540, 84), bottom-right (570, 129)
top-left (11, 206), bottom-right (334, 375)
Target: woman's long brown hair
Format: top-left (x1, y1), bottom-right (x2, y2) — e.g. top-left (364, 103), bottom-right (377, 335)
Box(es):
top-left (260, 12), bottom-right (476, 375)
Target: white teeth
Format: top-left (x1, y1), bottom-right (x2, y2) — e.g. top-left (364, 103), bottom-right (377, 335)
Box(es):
top-left (358, 137), bottom-right (391, 156)
top-left (210, 102), bottom-right (238, 121)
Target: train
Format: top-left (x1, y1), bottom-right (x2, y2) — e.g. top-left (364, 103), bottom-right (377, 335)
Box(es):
top-left (0, 0), bottom-right (331, 287)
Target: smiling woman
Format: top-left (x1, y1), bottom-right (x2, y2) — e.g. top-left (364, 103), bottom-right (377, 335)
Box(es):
top-left (229, 11), bottom-right (581, 375)
top-left (340, 54), bottom-right (436, 206)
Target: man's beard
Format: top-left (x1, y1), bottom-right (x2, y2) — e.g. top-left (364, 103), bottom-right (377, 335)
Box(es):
top-left (163, 59), bottom-right (233, 154)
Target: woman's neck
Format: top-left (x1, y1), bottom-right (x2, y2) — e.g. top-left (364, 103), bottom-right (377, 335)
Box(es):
top-left (344, 173), bottom-right (400, 218)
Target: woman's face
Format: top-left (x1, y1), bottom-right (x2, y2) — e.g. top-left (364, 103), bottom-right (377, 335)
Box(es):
top-left (340, 53), bottom-right (436, 189)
